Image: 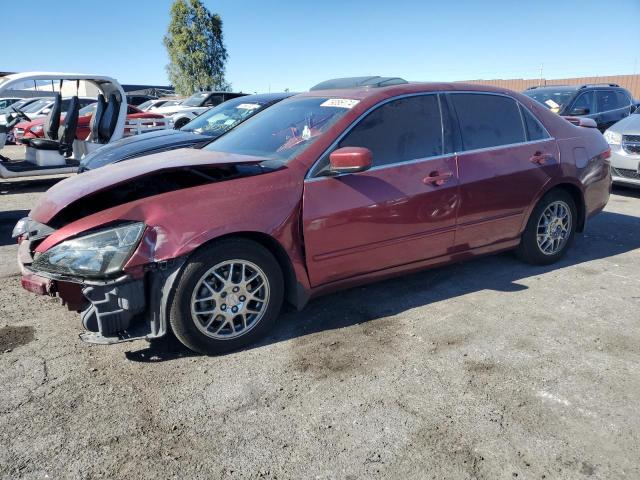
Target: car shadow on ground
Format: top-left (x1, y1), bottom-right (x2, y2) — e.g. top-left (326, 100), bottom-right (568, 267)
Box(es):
top-left (125, 209), bottom-right (640, 363)
top-left (0, 209), bottom-right (29, 247)
top-left (612, 185), bottom-right (640, 199)
top-left (0, 178), bottom-right (62, 196)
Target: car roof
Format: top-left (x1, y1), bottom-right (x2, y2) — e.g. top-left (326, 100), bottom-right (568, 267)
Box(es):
top-left (525, 85), bottom-right (579, 93)
top-left (297, 81), bottom-right (521, 101)
top-left (235, 92), bottom-right (296, 102)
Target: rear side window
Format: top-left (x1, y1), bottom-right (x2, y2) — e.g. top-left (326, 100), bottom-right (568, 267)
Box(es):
top-left (596, 90), bottom-right (618, 112)
top-left (520, 106), bottom-right (549, 141)
top-left (338, 95), bottom-right (443, 167)
top-left (615, 90), bottom-right (631, 109)
top-left (449, 93), bottom-right (525, 150)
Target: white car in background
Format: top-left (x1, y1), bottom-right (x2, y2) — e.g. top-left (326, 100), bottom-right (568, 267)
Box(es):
top-left (137, 98), bottom-right (183, 112)
top-left (12, 96), bottom-right (97, 121)
top-left (604, 107), bottom-right (640, 188)
top-left (153, 90), bottom-right (246, 129)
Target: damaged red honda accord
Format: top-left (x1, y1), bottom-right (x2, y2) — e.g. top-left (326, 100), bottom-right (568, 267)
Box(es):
top-left (15, 82), bottom-right (611, 354)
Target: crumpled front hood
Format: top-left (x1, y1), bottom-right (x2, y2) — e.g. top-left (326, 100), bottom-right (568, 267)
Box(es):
top-left (31, 148), bottom-right (271, 225)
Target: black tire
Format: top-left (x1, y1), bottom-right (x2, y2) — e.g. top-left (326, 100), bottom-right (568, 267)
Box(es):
top-left (169, 238), bottom-right (284, 354)
top-left (516, 189), bottom-right (577, 265)
top-left (173, 118), bottom-right (190, 130)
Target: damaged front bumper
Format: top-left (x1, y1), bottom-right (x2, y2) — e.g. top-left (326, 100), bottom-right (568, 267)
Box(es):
top-left (19, 238), bottom-right (186, 345)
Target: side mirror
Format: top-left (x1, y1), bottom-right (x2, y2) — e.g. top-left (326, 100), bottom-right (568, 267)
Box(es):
top-left (564, 116), bottom-right (597, 128)
top-left (329, 147), bottom-right (372, 174)
top-left (41, 108), bottom-right (51, 115)
top-left (570, 107), bottom-right (590, 116)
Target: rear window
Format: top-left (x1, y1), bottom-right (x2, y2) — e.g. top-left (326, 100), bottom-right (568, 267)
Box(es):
top-left (450, 94), bottom-right (525, 150)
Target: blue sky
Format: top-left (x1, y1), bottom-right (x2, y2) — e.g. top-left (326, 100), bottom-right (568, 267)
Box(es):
top-left (2, 0), bottom-right (639, 93)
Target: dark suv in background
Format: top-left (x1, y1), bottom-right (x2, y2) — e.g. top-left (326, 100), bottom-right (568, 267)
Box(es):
top-left (523, 83), bottom-right (636, 132)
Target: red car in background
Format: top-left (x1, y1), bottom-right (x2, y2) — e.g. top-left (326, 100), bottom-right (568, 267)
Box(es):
top-left (14, 104), bottom-right (165, 142)
top-left (15, 82), bottom-right (611, 355)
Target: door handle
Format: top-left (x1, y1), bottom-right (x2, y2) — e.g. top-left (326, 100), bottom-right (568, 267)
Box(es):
top-left (530, 151), bottom-right (553, 166)
top-left (423, 170), bottom-right (453, 186)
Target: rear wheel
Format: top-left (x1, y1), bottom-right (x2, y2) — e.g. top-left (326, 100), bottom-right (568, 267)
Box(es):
top-left (516, 189), bottom-right (577, 265)
top-left (169, 239), bottom-right (284, 354)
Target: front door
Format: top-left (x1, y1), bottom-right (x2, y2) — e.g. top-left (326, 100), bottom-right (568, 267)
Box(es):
top-left (302, 94), bottom-right (459, 287)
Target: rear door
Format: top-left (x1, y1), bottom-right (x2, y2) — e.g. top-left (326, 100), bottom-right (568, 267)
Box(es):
top-left (448, 92), bottom-right (559, 250)
top-left (594, 89), bottom-right (632, 131)
top-left (302, 94), bottom-right (459, 287)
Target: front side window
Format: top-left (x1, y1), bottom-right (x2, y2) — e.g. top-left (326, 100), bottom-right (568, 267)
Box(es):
top-left (182, 92), bottom-right (210, 107)
top-left (205, 96), bottom-right (353, 162)
top-left (450, 93), bottom-right (525, 151)
top-left (569, 91), bottom-right (594, 115)
top-left (337, 95), bottom-right (443, 167)
top-left (204, 94), bottom-right (224, 107)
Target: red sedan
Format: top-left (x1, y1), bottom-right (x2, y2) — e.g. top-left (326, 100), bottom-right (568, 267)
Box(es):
top-left (13, 104), bottom-right (164, 142)
top-left (15, 82), bottom-right (611, 354)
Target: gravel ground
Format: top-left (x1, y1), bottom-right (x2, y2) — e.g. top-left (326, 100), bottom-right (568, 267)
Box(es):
top-left (1, 165), bottom-right (639, 479)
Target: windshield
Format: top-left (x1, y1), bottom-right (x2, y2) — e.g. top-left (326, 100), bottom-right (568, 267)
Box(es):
top-left (204, 97), bottom-right (355, 162)
top-left (182, 92), bottom-right (209, 107)
top-left (182, 97), bottom-right (268, 136)
top-left (137, 100), bottom-right (155, 110)
top-left (1, 98), bottom-right (28, 114)
top-left (22, 99), bottom-right (51, 113)
top-left (522, 88), bottom-right (576, 112)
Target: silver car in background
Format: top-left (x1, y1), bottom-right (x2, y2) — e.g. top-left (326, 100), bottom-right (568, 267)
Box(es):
top-left (604, 108), bottom-right (640, 188)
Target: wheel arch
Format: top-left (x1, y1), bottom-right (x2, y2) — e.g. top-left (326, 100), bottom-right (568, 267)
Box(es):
top-left (187, 231), bottom-right (304, 309)
top-left (524, 180), bottom-right (587, 234)
top-left (550, 183), bottom-right (586, 232)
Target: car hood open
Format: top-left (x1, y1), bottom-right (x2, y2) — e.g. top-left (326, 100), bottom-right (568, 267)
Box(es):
top-left (31, 148), bottom-right (272, 225)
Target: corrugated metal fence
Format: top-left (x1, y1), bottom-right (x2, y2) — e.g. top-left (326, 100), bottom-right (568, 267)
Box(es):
top-left (460, 75), bottom-right (640, 99)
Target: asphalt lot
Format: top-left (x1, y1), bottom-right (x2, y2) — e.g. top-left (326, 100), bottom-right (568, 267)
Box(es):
top-left (1, 167), bottom-right (639, 479)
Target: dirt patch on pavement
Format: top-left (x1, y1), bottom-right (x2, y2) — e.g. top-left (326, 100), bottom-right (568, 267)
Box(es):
top-left (0, 325), bottom-right (35, 351)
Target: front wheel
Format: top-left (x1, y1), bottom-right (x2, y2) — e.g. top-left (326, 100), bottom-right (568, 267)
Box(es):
top-left (169, 239), bottom-right (284, 354)
top-left (516, 189), bottom-right (577, 265)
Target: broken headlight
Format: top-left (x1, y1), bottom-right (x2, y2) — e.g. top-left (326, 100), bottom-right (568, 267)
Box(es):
top-left (32, 222), bottom-right (145, 278)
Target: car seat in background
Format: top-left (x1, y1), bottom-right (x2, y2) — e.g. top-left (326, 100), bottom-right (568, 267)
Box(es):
top-left (89, 94), bottom-right (106, 142)
top-left (44, 93), bottom-right (62, 140)
top-left (98, 93), bottom-right (121, 143)
top-left (58, 96), bottom-right (80, 157)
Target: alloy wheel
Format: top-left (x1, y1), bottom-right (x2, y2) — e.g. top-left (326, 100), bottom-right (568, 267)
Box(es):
top-left (190, 260), bottom-right (270, 340)
top-left (536, 200), bottom-right (572, 255)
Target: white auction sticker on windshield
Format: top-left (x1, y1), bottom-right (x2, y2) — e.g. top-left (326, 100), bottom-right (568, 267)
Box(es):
top-left (236, 103), bottom-right (261, 110)
top-left (544, 99), bottom-right (560, 109)
top-left (320, 98), bottom-right (360, 109)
